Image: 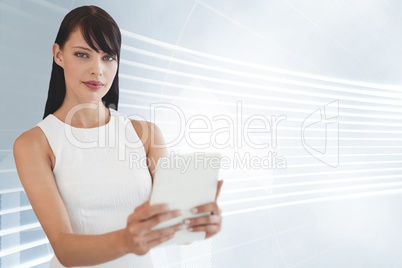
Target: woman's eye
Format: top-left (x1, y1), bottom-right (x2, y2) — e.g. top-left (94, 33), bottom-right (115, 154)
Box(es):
top-left (104, 55), bottom-right (116, 61)
top-left (75, 52), bottom-right (88, 58)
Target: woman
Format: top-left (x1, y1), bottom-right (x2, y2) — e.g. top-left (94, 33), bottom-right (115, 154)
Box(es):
top-left (13, 5), bottom-right (222, 267)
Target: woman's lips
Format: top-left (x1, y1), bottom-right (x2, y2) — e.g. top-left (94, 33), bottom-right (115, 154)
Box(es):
top-left (83, 81), bottom-right (105, 90)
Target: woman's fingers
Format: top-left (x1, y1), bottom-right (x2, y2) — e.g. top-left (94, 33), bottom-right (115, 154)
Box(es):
top-left (183, 208), bottom-right (222, 239)
top-left (125, 201), bottom-right (184, 254)
top-left (191, 202), bottom-right (221, 215)
top-left (130, 223), bottom-right (183, 253)
top-left (146, 233), bottom-right (174, 249)
top-left (126, 221), bottom-right (183, 254)
top-left (128, 202), bottom-right (165, 224)
top-left (183, 214), bottom-right (221, 239)
top-left (187, 224), bottom-right (221, 238)
top-left (183, 214), bottom-right (221, 236)
top-left (184, 214), bottom-right (221, 227)
top-left (132, 202), bottom-right (170, 221)
top-left (185, 199), bottom-right (223, 239)
top-left (145, 223), bottom-right (183, 242)
top-left (127, 193), bottom-right (224, 254)
top-left (128, 207), bottom-right (181, 234)
top-left (128, 202), bottom-right (180, 225)
top-left (143, 209), bottom-right (182, 230)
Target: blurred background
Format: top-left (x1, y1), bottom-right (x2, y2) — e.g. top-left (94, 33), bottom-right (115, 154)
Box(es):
top-left (1, 0), bottom-right (402, 267)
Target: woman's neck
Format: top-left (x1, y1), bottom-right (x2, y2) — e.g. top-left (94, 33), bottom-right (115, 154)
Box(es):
top-left (53, 101), bottom-right (111, 128)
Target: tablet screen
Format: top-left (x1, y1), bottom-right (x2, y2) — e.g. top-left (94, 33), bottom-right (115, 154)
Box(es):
top-left (150, 152), bottom-right (221, 246)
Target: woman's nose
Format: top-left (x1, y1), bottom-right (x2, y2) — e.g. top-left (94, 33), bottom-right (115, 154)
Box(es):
top-left (90, 58), bottom-right (103, 77)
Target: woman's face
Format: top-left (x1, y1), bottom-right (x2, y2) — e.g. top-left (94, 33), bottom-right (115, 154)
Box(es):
top-left (53, 28), bottom-right (118, 105)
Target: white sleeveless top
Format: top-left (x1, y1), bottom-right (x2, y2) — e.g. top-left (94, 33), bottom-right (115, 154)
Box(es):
top-left (37, 108), bottom-right (154, 267)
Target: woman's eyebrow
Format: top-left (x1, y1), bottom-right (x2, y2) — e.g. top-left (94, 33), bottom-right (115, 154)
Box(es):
top-left (72, 46), bottom-right (93, 51)
top-left (72, 46), bottom-right (107, 53)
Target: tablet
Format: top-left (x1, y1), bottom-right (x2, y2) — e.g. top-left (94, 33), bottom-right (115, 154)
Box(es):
top-left (149, 152), bottom-right (222, 246)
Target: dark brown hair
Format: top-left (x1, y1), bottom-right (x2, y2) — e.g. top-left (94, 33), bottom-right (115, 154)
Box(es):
top-left (43, 5), bottom-right (121, 118)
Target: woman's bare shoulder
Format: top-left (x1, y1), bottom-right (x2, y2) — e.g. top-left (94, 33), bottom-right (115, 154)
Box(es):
top-left (14, 126), bottom-right (48, 150)
top-left (129, 120), bottom-right (164, 154)
top-left (13, 126), bottom-right (53, 167)
top-left (130, 119), bottom-right (159, 133)
top-left (130, 120), bottom-right (151, 152)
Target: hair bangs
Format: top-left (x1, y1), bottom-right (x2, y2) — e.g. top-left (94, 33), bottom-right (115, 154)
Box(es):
top-left (79, 17), bottom-right (120, 57)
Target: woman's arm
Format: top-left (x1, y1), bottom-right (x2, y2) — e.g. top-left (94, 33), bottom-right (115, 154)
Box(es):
top-left (13, 127), bottom-right (181, 267)
top-left (130, 120), bottom-right (168, 181)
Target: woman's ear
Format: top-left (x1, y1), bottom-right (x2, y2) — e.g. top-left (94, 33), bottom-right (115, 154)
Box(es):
top-left (52, 43), bottom-right (64, 68)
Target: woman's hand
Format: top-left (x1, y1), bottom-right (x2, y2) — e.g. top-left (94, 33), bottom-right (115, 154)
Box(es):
top-left (183, 180), bottom-right (224, 239)
top-left (124, 201), bottom-right (183, 255)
